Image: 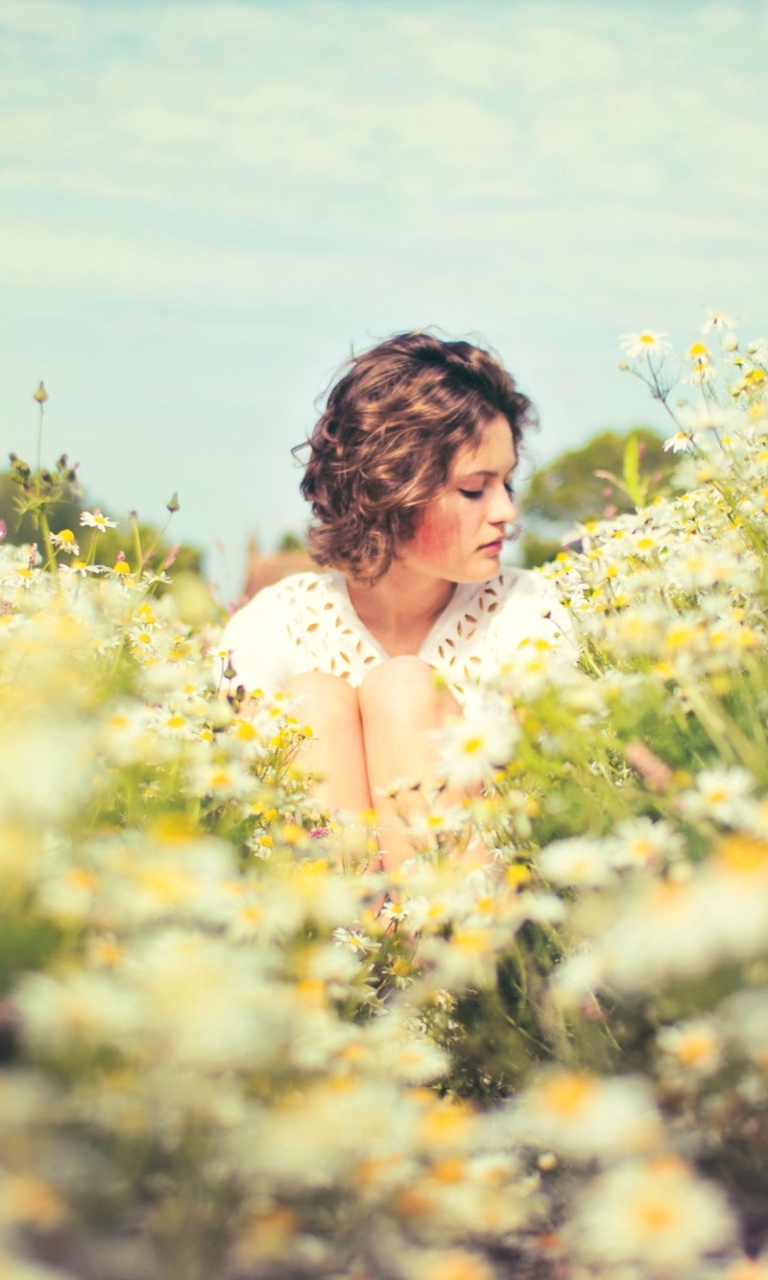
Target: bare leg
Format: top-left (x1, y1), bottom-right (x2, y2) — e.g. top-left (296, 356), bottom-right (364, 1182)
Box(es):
top-left (283, 672), bottom-right (373, 813)
top-left (358, 656), bottom-right (484, 870)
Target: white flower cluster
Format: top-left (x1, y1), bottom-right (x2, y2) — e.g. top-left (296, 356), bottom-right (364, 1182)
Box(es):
top-left (496, 314), bottom-right (768, 1278)
top-left (4, 311), bottom-right (768, 1278)
top-left (0, 546), bottom-right (553, 1280)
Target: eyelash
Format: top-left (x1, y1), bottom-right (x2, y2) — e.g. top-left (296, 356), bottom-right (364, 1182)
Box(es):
top-left (459, 484), bottom-right (515, 501)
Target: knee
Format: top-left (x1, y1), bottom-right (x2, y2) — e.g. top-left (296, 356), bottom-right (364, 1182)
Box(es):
top-left (283, 671), bottom-right (359, 734)
top-left (358, 655), bottom-right (443, 723)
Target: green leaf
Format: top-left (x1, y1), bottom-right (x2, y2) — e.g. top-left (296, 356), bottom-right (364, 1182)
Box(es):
top-left (622, 432), bottom-right (642, 507)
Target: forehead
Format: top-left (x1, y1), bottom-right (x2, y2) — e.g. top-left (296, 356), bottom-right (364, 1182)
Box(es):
top-left (452, 413), bottom-right (517, 474)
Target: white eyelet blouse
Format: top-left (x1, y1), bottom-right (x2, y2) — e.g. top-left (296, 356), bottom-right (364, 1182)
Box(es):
top-left (219, 567), bottom-right (575, 708)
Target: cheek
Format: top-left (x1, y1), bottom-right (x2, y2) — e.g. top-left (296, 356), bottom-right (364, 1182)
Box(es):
top-left (410, 505), bottom-right (463, 559)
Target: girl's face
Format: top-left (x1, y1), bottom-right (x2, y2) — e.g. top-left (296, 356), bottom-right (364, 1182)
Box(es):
top-left (397, 414), bottom-right (518, 583)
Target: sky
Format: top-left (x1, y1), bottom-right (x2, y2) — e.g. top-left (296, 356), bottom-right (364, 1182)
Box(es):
top-left (2, 0), bottom-right (768, 598)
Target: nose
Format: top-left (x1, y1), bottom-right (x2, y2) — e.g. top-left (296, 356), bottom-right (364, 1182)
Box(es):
top-left (490, 483), bottom-right (517, 526)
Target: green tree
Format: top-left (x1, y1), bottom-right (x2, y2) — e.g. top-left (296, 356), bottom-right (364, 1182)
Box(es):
top-left (275, 531), bottom-right (305, 552)
top-left (520, 426), bottom-right (675, 526)
top-left (517, 427), bottom-right (678, 568)
top-left (518, 530), bottom-right (563, 570)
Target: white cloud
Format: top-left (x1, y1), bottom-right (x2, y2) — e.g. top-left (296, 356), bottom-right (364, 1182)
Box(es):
top-left (2, 0), bottom-right (767, 230)
top-left (698, 3), bottom-right (749, 34)
top-left (1, 0), bottom-right (767, 560)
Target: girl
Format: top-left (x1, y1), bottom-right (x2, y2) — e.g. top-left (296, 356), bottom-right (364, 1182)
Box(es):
top-left (221, 332), bottom-right (573, 866)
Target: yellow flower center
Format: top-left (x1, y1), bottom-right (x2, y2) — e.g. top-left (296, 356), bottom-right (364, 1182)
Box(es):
top-left (431, 1156), bottom-right (466, 1184)
top-left (539, 1072), bottom-right (595, 1116)
top-left (634, 1199), bottom-right (680, 1235)
top-left (452, 928), bottom-right (490, 954)
top-left (239, 905), bottom-right (263, 925)
top-left (65, 869), bottom-right (97, 892)
top-left (676, 1033), bottom-right (716, 1065)
top-left (209, 770), bottom-right (232, 789)
top-left (715, 834), bottom-right (768, 876)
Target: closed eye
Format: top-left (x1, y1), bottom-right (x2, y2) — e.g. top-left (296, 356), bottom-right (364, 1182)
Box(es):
top-left (459, 481), bottom-right (515, 501)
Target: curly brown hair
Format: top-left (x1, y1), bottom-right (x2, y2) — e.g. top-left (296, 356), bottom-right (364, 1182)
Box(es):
top-left (298, 331), bottom-right (536, 586)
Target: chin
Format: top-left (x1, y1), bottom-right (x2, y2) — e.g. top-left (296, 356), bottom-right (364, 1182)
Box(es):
top-left (457, 556), bottom-right (501, 583)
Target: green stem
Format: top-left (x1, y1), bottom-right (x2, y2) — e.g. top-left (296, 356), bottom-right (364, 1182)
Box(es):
top-left (36, 402), bottom-right (44, 484)
top-left (37, 508), bottom-right (62, 592)
top-left (510, 941), bottom-right (528, 1003)
top-left (646, 354), bottom-right (682, 428)
top-left (683, 683), bottom-right (764, 775)
top-left (132, 519), bottom-right (143, 576)
top-left (141, 511), bottom-right (176, 570)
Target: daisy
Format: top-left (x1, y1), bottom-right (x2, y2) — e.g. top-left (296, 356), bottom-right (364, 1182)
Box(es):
top-left (663, 431), bottom-right (698, 454)
top-left (50, 529), bottom-right (79, 556)
top-left (79, 508), bottom-right (118, 532)
top-left (16, 970), bottom-right (141, 1052)
top-left (332, 926), bottom-right (380, 954)
top-left (509, 1069), bottom-right (662, 1163)
top-left (721, 989), bottom-right (768, 1069)
top-left (367, 1023), bottom-right (450, 1085)
top-left (701, 308), bottom-right (738, 335)
top-left (111, 552), bottom-right (132, 576)
top-left (63, 559), bottom-right (106, 577)
top-left (609, 817), bottom-right (684, 870)
top-left (686, 355), bottom-right (716, 384)
top-left (679, 766), bottom-right (755, 826)
top-left (656, 1018), bottom-right (724, 1078)
top-left (599, 879), bottom-right (711, 990)
top-left (538, 835), bottom-right (616, 887)
top-left (570, 1154), bottom-right (736, 1272)
top-left (619, 331), bottom-right (673, 361)
top-left (187, 758), bottom-right (255, 802)
top-left (677, 403), bottom-right (741, 435)
top-left (380, 898), bottom-right (409, 923)
top-left (157, 710), bottom-right (194, 739)
top-left (747, 338), bottom-right (768, 364)
top-left (399, 1250), bottom-right (496, 1280)
top-left (437, 690), bottom-right (519, 789)
top-left (100, 701), bottom-right (151, 765)
top-left (129, 626), bottom-right (158, 658)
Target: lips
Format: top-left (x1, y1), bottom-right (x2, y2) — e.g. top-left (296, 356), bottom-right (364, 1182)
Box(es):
top-left (480, 539), bottom-right (503, 552)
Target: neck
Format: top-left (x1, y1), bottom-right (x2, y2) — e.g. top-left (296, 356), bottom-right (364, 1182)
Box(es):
top-left (346, 562), bottom-right (456, 639)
